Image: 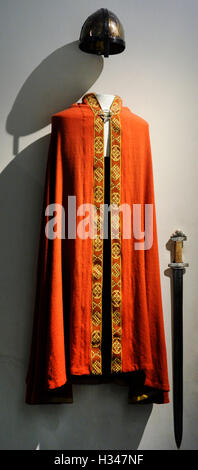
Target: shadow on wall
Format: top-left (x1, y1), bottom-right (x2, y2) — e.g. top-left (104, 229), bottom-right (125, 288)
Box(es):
top-left (0, 40), bottom-right (152, 450)
top-left (6, 41), bottom-right (104, 154)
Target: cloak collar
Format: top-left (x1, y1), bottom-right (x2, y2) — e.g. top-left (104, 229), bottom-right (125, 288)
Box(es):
top-left (82, 92), bottom-right (122, 116)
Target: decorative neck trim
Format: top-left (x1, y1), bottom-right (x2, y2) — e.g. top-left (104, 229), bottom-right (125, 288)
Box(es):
top-left (82, 92), bottom-right (122, 115)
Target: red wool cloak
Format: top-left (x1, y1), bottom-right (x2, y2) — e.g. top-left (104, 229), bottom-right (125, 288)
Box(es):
top-left (26, 92), bottom-right (170, 404)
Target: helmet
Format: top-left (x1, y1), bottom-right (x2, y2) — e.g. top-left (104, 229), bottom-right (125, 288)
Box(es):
top-left (79, 8), bottom-right (126, 57)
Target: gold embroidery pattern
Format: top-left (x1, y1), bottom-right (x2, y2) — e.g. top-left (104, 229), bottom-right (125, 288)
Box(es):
top-left (83, 93), bottom-right (122, 376)
top-left (83, 93), bottom-right (104, 375)
top-left (110, 97), bottom-right (122, 374)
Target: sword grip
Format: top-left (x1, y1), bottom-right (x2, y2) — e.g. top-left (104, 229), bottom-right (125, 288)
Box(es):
top-left (168, 230), bottom-right (189, 269)
top-left (174, 241), bottom-right (183, 263)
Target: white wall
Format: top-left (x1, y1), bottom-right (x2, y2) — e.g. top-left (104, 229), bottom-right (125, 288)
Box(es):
top-left (0, 0), bottom-right (197, 450)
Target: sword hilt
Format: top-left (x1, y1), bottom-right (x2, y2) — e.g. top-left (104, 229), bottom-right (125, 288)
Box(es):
top-left (168, 229), bottom-right (189, 269)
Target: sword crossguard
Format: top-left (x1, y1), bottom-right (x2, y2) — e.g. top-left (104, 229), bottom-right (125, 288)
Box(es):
top-left (168, 229), bottom-right (189, 269)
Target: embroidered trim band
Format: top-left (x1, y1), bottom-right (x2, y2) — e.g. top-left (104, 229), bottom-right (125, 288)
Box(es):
top-left (110, 97), bottom-right (122, 374)
top-left (83, 93), bottom-right (122, 375)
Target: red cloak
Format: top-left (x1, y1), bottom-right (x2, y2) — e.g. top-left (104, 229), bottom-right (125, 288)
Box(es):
top-left (26, 93), bottom-right (170, 404)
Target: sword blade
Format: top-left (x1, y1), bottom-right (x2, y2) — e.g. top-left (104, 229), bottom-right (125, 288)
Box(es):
top-left (172, 268), bottom-right (184, 448)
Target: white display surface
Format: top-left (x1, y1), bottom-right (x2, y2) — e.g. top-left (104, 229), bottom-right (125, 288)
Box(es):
top-left (95, 93), bottom-right (115, 157)
top-left (0, 0), bottom-right (197, 451)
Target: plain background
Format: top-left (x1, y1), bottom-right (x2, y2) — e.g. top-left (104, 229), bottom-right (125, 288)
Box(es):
top-left (0, 0), bottom-right (198, 450)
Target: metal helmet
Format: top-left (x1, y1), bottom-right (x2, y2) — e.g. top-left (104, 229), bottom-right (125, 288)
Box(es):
top-left (79, 8), bottom-right (126, 58)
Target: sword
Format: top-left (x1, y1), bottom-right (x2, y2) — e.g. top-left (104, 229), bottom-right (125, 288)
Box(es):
top-left (168, 229), bottom-right (189, 448)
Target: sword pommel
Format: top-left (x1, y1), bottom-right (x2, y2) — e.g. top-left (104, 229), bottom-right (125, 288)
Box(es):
top-left (168, 229), bottom-right (189, 269)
